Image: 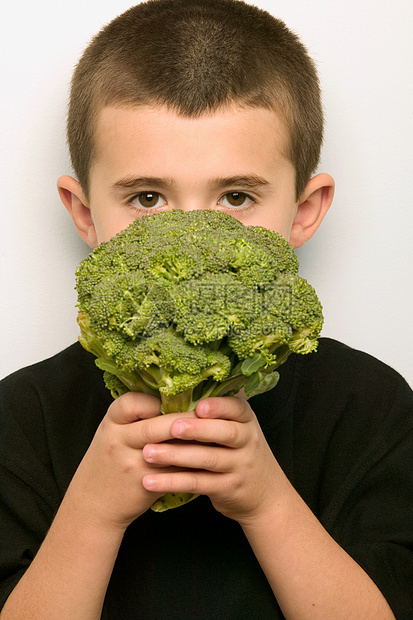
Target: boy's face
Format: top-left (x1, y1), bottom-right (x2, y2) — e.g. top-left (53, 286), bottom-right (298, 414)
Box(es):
top-left (90, 104), bottom-right (297, 243)
top-left (59, 104), bottom-right (333, 249)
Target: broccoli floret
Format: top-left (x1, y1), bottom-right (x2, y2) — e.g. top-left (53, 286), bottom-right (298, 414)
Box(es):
top-left (75, 209), bottom-right (323, 512)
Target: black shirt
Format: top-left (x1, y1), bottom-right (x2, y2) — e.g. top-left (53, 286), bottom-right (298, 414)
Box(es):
top-left (0, 338), bottom-right (412, 618)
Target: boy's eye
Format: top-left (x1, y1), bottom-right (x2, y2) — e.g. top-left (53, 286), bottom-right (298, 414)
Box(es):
top-left (131, 192), bottom-right (166, 209)
top-left (219, 192), bottom-right (253, 208)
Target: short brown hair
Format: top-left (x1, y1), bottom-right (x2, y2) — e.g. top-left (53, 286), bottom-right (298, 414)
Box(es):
top-left (67, 0), bottom-right (324, 200)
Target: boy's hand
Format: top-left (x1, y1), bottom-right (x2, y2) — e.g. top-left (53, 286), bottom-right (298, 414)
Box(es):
top-left (141, 397), bottom-right (288, 524)
top-left (64, 392), bottom-right (196, 531)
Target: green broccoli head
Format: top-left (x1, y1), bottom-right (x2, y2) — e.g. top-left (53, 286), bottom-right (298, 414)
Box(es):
top-left (75, 209), bottom-right (323, 511)
top-left (76, 209), bottom-right (322, 402)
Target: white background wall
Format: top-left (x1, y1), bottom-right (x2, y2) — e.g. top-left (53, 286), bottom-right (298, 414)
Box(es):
top-left (1, 0), bottom-right (412, 386)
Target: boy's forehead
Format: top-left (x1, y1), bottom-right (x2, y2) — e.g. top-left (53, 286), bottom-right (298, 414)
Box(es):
top-left (92, 103), bottom-right (291, 173)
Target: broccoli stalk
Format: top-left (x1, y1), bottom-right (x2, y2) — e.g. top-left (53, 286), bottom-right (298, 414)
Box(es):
top-left (75, 209), bottom-right (324, 512)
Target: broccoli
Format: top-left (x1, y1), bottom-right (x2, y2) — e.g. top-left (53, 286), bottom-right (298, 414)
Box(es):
top-left (75, 209), bottom-right (323, 511)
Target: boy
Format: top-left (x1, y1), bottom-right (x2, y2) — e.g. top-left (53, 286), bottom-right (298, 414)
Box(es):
top-left (0, 0), bottom-right (412, 618)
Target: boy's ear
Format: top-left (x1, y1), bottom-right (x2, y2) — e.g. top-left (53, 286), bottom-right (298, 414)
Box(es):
top-left (289, 173), bottom-right (335, 248)
top-left (57, 175), bottom-right (98, 248)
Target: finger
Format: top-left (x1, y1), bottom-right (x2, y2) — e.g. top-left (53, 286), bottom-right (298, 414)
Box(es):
top-left (136, 411), bottom-right (196, 448)
top-left (108, 412), bottom-right (195, 450)
top-left (142, 470), bottom-right (228, 496)
top-left (195, 396), bottom-right (253, 422)
top-left (142, 441), bottom-right (233, 472)
top-left (169, 417), bottom-right (246, 448)
top-left (107, 391), bottom-right (161, 424)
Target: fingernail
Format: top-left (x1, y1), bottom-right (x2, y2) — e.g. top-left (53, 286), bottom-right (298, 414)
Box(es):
top-left (144, 446), bottom-right (155, 461)
top-left (143, 475), bottom-right (156, 489)
top-left (172, 421), bottom-right (185, 436)
top-left (196, 400), bottom-right (209, 416)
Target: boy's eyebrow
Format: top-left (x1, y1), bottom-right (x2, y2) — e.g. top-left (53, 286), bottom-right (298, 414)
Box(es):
top-left (112, 176), bottom-right (175, 191)
top-left (111, 174), bottom-right (271, 192)
top-left (211, 175), bottom-right (271, 190)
